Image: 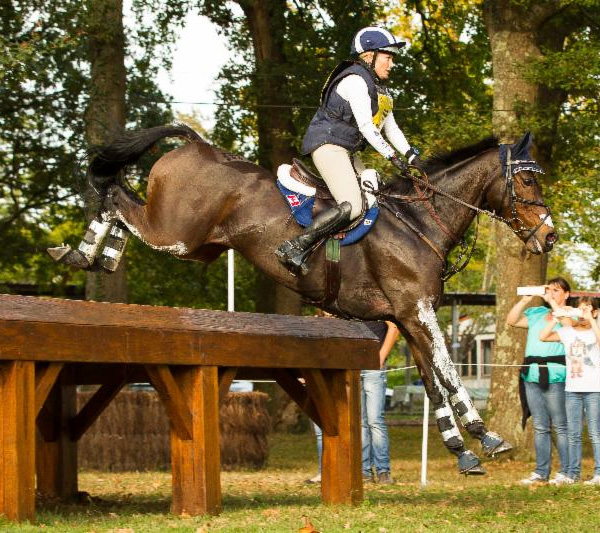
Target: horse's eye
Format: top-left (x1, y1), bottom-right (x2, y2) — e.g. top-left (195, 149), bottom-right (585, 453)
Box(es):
top-left (523, 178), bottom-right (534, 186)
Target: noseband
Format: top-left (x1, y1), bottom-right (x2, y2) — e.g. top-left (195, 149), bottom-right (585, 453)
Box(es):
top-left (503, 147), bottom-right (552, 245)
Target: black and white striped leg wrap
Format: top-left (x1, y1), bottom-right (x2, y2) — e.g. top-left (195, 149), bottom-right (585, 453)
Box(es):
top-left (435, 405), bottom-right (464, 456)
top-left (77, 217), bottom-right (112, 263)
top-left (99, 222), bottom-right (129, 272)
top-left (450, 387), bottom-right (483, 427)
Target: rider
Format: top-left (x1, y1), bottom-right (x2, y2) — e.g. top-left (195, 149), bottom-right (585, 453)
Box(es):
top-left (276, 26), bottom-right (424, 276)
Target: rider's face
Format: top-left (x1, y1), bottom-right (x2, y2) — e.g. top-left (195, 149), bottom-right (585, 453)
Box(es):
top-left (374, 52), bottom-right (394, 80)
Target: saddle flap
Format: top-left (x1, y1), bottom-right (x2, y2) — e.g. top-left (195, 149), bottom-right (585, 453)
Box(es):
top-left (291, 159), bottom-right (330, 196)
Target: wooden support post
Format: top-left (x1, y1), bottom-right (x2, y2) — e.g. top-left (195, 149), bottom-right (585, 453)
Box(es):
top-left (0, 361), bottom-right (36, 522)
top-left (35, 377), bottom-right (78, 502)
top-left (170, 366), bottom-right (221, 516)
top-left (321, 369), bottom-right (362, 506)
top-left (218, 367), bottom-right (238, 402)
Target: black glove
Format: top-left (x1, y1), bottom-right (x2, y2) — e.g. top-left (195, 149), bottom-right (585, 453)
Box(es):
top-left (389, 154), bottom-right (408, 174)
top-left (410, 155), bottom-right (425, 172)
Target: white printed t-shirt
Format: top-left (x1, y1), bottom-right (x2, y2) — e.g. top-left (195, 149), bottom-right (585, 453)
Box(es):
top-left (557, 327), bottom-right (600, 392)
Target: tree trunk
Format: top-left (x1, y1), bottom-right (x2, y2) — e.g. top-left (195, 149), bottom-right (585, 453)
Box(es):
top-left (240, 0), bottom-right (302, 318)
top-left (483, 0), bottom-right (562, 454)
top-left (84, 0), bottom-right (128, 303)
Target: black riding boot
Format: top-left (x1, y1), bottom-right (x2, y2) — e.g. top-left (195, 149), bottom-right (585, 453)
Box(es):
top-left (276, 201), bottom-right (352, 276)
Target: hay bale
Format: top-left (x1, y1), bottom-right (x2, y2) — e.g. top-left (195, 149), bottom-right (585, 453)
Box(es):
top-left (77, 388), bottom-right (270, 471)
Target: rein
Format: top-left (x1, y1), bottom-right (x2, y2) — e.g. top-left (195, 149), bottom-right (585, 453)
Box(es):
top-left (376, 149), bottom-right (551, 281)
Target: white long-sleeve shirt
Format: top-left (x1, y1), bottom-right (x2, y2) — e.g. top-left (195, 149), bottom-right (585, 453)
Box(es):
top-left (336, 74), bottom-right (411, 160)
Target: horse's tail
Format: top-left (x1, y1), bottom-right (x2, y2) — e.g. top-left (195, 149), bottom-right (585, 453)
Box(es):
top-left (88, 124), bottom-right (203, 192)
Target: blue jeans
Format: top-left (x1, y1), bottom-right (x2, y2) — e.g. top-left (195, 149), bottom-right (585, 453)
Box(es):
top-left (565, 391), bottom-right (600, 479)
top-left (361, 369), bottom-right (390, 475)
top-left (524, 381), bottom-right (568, 479)
top-left (314, 422), bottom-right (323, 473)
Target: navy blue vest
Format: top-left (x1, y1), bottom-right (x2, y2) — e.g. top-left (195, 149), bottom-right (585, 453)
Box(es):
top-left (301, 61), bottom-right (392, 155)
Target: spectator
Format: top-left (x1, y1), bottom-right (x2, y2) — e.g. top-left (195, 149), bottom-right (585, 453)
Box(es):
top-left (540, 296), bottom-right (600, 485)
top-left (306, 320), bottom-right (399, 484)
top-left (506, 277), bottom-right (571, 484)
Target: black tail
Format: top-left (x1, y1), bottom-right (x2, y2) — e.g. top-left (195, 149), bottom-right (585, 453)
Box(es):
top-left (88, 124), bottom-right (203, 192)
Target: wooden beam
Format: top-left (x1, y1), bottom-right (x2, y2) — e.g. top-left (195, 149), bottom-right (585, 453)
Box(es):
top-left (321, 369), bottom-right (362, 506)
top-left (0, 361), bottom-right (36, 521)
top-left (36, 383), bottom-right (78, 501)
top-left (35, 363), bottom-right (64, 416)
top-left (145, 365), bottom-right (192, 441)
top-left (272, 369), bottom-right (322, 429)
top-left (218, 367), bottom-right (238, 403)
top-left (68, 376), bottom-right (126, 441)
top-left (301, 369), bottom-right (338, 436)
top-left (171, 366), bottom-right (221, 516)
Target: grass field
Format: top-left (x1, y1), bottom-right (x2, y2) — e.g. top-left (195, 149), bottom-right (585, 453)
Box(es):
top-left (2, 425), bottom-right (600, 532)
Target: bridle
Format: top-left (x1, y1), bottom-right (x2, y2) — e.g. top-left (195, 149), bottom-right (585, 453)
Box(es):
top-left (502, 147), bottom-right (552, 246)
top-left (376, 147), bottom-right (553, 280)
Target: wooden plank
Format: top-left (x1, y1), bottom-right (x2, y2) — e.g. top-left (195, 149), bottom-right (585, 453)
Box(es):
top-left (35, 363), bottom-right (64, 416)
top-left (218, 367), bottom-right (238, 403)
top-left (272, 369), bottom-right (322, 429)
top-left (302, 369), bottom-right (338, 436)
top-left (171, 366), bottom-right (221, 516)
top-left (321, 369), bottom-right (362, 505)
top-left (146, 365), bottom-right (192, 441)
top-left (0, 321), bottom-right (379, 369)
top-left (36, 383), bottom-right (78, 501)
top-left (0, 294), bottom-right (376, 340)
top-left (68, 376), bottom-right (126, 441)
top-left (62, 363), bottom-right (148, 385)
top-left (0, 361), bottom-right (36, 521)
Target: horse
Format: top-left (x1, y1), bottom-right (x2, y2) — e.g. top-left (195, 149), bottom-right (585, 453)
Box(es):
top-left (48, 124), bottom-right (557, 474)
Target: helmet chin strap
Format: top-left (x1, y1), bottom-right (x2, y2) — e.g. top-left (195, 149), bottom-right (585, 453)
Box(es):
top-left (370, 49), bottom-right (379, 70)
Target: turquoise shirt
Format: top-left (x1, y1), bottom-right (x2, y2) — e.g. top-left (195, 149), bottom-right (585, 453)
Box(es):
top-left (522, 306), bottom-right (566, 383)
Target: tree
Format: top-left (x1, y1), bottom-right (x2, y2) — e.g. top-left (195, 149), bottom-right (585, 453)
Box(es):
top-left (483, 0), bottom-right (598, 452)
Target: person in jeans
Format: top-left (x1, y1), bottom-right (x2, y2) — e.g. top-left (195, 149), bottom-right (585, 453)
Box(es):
top-left (307, 320), bottom-right (399, 484)
top-left (540, 296), bottom-right (600, 485)
top-left (362, 320), bottom-right (399, 483)
top-left (507, 277), bottom-right (571, 484)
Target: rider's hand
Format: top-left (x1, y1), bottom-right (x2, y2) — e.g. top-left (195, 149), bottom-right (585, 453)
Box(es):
top-left (389, 154), bottom-right (408, 174)
top-left (410, 155), bottom-right (426, 172)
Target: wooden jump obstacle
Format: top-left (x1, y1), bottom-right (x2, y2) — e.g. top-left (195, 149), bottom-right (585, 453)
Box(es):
top-left (0, 294), bottom-right (379, 522)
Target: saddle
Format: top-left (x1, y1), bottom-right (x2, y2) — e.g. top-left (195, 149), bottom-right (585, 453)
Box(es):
top-left (276, 161), bottom-right (379, 246)
top-left (289, 159), bottom-right (332, 199)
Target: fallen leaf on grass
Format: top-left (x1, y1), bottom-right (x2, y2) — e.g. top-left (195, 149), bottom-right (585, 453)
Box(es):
top-left (300, 516), bottom-right (319, 532)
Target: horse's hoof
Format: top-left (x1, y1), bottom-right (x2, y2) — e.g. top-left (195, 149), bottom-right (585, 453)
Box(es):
top-left (458, 450), bottom-right (486, 475)
top-left (46, 245), bottom-right (92, 270)
top-left (481, 431), bottom-right (513, 458)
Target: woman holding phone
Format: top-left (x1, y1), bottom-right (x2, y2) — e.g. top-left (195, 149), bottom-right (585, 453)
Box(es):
top-left (506, 277), bottom-right (572, 484)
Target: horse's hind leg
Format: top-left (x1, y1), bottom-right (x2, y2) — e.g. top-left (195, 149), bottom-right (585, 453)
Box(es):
top-left (415, 299), bottom-right (513, 459)
top-left (97, 221), bottom-right (130, 272)
top-left (47, 212), bottom-right (115, 270)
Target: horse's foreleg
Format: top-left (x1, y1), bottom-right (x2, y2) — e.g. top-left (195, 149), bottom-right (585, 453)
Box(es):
top-left (416, 298), bottom-right (513, 458)
top-left (401, 325), bottom-right (485, 475)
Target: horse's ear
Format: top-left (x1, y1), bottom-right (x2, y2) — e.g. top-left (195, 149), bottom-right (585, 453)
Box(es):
top-left (514, 131), bottom-right (533, 152)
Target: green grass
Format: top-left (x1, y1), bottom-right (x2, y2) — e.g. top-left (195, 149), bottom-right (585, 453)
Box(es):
top-left (2, 426), bottom-right (600, 532)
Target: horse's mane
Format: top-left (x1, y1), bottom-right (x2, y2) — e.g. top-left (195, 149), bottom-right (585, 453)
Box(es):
top-left (422, 136), bottom-right (498, 175)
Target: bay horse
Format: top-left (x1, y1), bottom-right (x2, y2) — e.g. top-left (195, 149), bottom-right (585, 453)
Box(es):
top-left (48, 125), bottom-right (557, 474)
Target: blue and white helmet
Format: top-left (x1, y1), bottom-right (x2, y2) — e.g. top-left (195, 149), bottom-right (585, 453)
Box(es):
top-left (350, 26), bottom-right (406, 56)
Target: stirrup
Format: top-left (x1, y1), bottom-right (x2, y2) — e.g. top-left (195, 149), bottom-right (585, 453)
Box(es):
top-left (275, 241), bottom-right (310, 276)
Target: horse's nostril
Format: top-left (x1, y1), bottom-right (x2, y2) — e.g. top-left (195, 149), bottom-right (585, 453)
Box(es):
top-left (546, 232), bottom-right (558, 245)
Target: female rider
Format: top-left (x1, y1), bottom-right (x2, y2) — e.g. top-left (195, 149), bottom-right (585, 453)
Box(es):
top-left (276, 26), bottom-right (424, 276)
